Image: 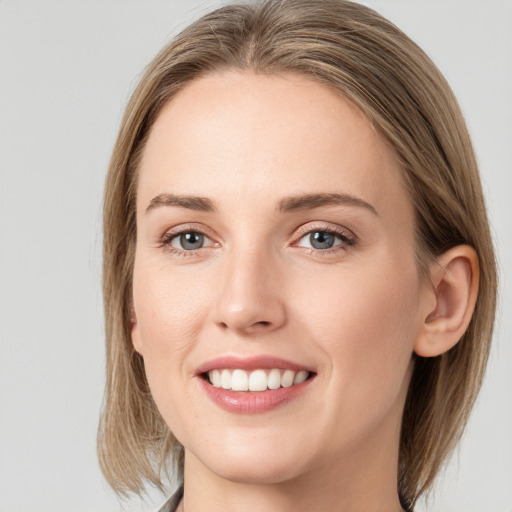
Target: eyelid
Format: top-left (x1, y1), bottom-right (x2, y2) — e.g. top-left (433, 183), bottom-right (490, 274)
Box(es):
top-left (291, 222), bottom-right (357, 256)
top-left (160, 223), bottom-right (218, 241)
top-left (159, 223), bottom-right (220, 254)
top-left (292, 222), bottom-right (356, 243)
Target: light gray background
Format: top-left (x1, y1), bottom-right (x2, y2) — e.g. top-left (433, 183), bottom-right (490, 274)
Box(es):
top-left (1, 1), bottom-right (510, 511)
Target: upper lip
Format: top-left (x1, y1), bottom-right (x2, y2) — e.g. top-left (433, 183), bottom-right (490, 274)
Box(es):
top-left (195, 355), bottom-right (315, 375)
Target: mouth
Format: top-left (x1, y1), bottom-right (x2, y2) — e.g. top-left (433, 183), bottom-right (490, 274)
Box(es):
top-left (196, 356), bottom-right (316, 413)
top-left (202, 368), bottom-right (312, 391)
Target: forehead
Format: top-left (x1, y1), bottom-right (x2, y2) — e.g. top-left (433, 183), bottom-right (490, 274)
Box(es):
top-left (138, 70), bottom-right (412, 226)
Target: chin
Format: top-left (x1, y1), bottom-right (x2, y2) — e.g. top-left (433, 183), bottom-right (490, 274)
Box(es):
top-left (210, 459), bottom-right (304, 485)
top-left (189, 440), bottom-right (311, 485)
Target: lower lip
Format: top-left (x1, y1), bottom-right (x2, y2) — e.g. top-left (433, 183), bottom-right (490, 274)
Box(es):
top-left (197, 376), bottom-right (314, 414)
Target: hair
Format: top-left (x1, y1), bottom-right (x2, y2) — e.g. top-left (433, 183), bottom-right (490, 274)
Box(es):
top-left (97, 0), bottom-right (497, 509)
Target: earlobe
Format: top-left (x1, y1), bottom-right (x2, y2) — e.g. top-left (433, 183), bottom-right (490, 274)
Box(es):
top-left (414, 245), bottom-right (479, 358)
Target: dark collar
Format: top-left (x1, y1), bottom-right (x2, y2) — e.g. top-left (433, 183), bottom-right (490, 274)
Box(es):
top-left (156, 485), bottom-right (183, 512)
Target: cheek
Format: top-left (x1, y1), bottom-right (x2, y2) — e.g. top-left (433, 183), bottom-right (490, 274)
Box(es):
top-left (133, 256), bottom-right (207, 349)
top-left (131, 258), bottom-right (215, 440)
top-left (295, 254), bottom-right (420, 403)
top-left (131, 257), bottom-right (210, 401)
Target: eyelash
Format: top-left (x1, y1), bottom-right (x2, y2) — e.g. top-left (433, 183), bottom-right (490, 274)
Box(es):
top-left (159, 224), bottom-right (216, 257)
top-left (159, 224), bottom-right (356, 257)
top-left (293, 224), bottom-right (356, 255)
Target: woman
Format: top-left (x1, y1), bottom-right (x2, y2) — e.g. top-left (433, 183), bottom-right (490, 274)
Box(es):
top-left (97, 1), bottom-right (497, 511)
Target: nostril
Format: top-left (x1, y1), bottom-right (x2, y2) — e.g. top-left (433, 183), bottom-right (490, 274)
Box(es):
top-left (248, 320), bottom-right (273, 331)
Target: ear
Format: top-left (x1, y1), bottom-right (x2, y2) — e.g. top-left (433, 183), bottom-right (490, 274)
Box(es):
top-left (130, 300), bottom-right (144, 355)
top-left (414, 245), bottom-right (479, 357)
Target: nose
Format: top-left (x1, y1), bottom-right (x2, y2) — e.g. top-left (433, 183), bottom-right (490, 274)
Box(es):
top-left (213, 246), bottom-right (287, 336)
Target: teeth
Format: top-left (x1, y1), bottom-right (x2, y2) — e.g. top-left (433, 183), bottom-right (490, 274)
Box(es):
top-left (207, 368), bottom-right (311, 392)
top-left (248, 369), bottom-right (267, 391)
top-left (267, 368), bottom-right (281, 389)
top-left (294, 370), bottom-right (309, 385)
top-left (281, 369), bottom-right (295, 388)
top-left (210, 369), bottom-right (221, 387)
top-left (231, 369), bottom-right (249, 391)
top-left (221, 369), bottom-right (231, 389)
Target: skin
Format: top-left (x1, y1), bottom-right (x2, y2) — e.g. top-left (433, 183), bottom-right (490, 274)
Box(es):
top-left (131, 71), bottom-right (476, 512)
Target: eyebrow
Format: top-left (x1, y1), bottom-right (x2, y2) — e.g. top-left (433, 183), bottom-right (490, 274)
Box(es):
top-left (278, 193), bottom-right (378, 216)
top-left (145, 193), bottom-right (215, 213)
top-left (145, 192), bottom-right (378, 216)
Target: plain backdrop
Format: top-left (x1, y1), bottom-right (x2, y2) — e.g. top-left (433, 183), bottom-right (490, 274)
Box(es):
top-left (0, 1), bottom-right (511, 511)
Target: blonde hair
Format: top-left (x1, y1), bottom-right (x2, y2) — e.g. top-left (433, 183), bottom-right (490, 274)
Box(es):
top-left (97, 0), bottom-right (497, 508)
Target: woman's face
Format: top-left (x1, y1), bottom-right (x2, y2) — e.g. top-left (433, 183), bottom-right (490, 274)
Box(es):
top-left (132, 71), bottom-right (429, 484)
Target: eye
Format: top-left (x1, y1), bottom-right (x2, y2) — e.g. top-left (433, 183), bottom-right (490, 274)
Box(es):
top-left (160, 226), bottom-right (218, 258)
top-left (169, 231), bottom-right (212, 251)
top-left (303, 231), bottom-right (337, 250)
top-left (296, 228), bottom-right (354, 251)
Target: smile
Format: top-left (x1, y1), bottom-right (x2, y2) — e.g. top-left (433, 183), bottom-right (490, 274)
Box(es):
top-left (207, 368), bottom-right (310, 391)
top-left (196, 356), bottom-right (316, 414)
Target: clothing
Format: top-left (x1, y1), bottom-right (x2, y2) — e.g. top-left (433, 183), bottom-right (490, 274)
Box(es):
top-left (156, 485), bottom-right (183, 512)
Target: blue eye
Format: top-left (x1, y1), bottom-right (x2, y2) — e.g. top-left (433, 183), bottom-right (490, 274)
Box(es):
top-left (170, 231), bottom-right (209, 250)
top-left (309, 231), bottom-right (336, 249)
top-left (297, 229), bottom-right (351, 250)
